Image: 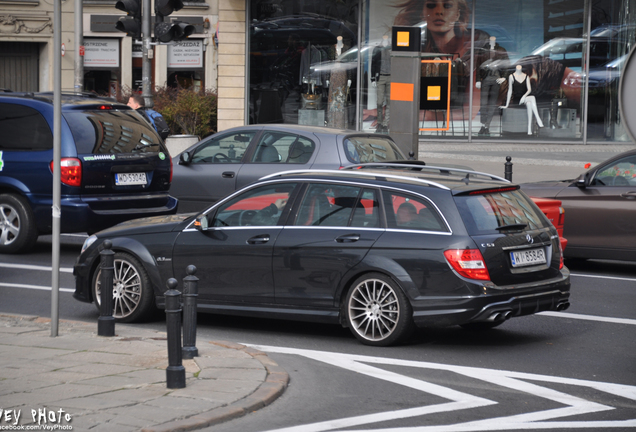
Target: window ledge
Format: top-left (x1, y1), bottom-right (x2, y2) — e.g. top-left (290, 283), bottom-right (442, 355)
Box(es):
top-left (0, 0), bottom-right (40, 5)
top-left (82, 0), bottom-right (208, 6)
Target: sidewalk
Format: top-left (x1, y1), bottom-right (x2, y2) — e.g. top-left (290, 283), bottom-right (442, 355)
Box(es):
top-left (417, 142), bottom-right (632, 183)
top-left (0, 314), bottom-right (288, 432)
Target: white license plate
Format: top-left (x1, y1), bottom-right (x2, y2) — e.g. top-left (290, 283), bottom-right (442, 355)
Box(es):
top-left (115, 172), bottom-right (147, 186)
top-left (510, 248), bottom-right (546, 267)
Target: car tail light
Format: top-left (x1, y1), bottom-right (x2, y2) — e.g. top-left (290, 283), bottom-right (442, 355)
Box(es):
top-left (444, 249), bottom-right (490, 281)
top-left (556, 237), bottom-right (564, 270)
top-left (558, 206), bottom-right (565, 227)
top-left (50, 158), bottom-right (82, 187)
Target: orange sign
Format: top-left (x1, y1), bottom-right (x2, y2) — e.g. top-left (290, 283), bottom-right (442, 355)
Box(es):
top-left (396, 31), bottom-right (410, 47)
top-left (390, 82), bottom-right (414, 102)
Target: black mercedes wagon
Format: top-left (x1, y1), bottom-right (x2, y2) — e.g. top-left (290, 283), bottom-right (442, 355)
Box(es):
top-left (74, 164), bottom-right (570, 346)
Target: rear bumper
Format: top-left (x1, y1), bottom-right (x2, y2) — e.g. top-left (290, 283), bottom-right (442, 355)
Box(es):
top-left (33, 194), bottom-right (178, 234)
top-left (411, 269), bottom-right (571, 328)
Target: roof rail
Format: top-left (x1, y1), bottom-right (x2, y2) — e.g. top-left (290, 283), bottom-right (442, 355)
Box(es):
top-left (35, 92), bottom-right (119, 102)
top-left (258, 169), bottom-right (450, 190)
top-left (343, 163), bottom-right (510, 183)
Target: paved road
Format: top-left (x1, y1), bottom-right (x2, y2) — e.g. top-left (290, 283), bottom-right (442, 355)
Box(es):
top-left (0, 144), bottom-right (634, 431)
top-left (417, 143), bottom-right (630, 183)
top-left (2, 242), bottom-right (634, 431)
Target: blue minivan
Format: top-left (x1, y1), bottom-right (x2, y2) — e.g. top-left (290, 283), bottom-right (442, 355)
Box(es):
top-left (0, 92), bottom-right (178, 253)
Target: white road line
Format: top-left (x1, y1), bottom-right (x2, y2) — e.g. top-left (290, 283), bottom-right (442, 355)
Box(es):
top-left (0, 263), bottom-right (74, 273)
top-left (250, 346), bottom-right (636, 432)
top-left (0, 282), bottom-right (74, 293)
top-left (539, 311), bottom-right (636, 326)
top-left (571, 273), bottom-right (636, 282)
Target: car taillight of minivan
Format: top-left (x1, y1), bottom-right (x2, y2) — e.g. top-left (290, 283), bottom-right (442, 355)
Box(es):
top-left (444, 249), bottom-right (490, 280)
top-left (50, 158), bottom-right (82, 187)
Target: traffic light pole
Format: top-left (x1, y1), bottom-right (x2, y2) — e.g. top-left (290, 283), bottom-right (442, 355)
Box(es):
top-left (142, 0), bottom-right (153, 108)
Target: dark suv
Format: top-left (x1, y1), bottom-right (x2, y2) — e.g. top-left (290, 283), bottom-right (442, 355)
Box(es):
top-left (0, 92), bottom-right (177, 253)
top-left (74, 164), bottom-right (570, 345)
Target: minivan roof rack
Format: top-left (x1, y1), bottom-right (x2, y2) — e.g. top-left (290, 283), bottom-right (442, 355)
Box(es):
top-left (259, 169), bottom-right (451, 190)
top-left (344, 163), bottom-right (510, 183)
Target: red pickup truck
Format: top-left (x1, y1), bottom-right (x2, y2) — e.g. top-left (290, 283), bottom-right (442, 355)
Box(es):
top-left (531, 197), bottom-right (567, 252)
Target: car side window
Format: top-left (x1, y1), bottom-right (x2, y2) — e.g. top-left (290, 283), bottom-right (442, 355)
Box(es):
top-left (592, 155), bottom-right (636, 186)
top-left (190, 132), bottom-right (255, 164)
top-left (294, 183), bottom-right (363, 227)
top-left (251, 132), bottom-right (315, 164)
top-left (0, 103), bottom-right (53, 151)
top-left (383, 191), bottom-right (447, 232)
top-left (211, 183), bottom-right (296, 227)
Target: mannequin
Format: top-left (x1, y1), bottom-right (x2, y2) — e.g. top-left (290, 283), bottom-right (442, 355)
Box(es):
top-left (501, 64), bottom-right (544, 135)
top-left (475, 36), bottom-right (508, 136)
top-left (371, 35), bottom-right (391, 133)
top-left (327, 36), bottom-right (351, 129)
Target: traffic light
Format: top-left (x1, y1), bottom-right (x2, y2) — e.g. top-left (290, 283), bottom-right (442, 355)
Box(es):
top-left (155, 0), bottom-right (183, 16)
top-left (154, 0), bottom-right (195, 42)
top-left (115, 0), bottom-right (142, 38)
top-left (155, 21), bottom-right (195, 43)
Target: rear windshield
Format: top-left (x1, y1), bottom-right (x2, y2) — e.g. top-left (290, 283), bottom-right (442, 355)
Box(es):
top-left (454, 190), bottom-right (550, 235)
top-left (64, 109), bottom-right (164, 155)
top-left (343, 136), bottom-right (404, 163)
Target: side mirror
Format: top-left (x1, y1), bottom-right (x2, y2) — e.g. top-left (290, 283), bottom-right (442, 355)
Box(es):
top-left (194, 214), bottom-right (209, 231)
top-left (575, 172), bottom-right (590, 188)
top-left (179, 151), bottom-right (192, 165)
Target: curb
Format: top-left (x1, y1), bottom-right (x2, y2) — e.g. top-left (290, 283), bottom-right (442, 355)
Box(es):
top-left (141, 341), bottom-right (289, 432)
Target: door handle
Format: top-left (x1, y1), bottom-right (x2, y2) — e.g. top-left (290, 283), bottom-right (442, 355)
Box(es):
top-left (222, 171), bottom-right (235, 178)
top-left (336, 234), bottom-right (360, 243)
top-left (247, 235), bottom-right (270, 244)
top-left (620, 191), bottom-right (636, 198)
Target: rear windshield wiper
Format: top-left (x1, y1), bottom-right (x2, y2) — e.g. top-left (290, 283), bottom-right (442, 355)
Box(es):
top-left (133, 143), bottom-right (160, 151)
top-left (495, 223), bottom-right (528, 231)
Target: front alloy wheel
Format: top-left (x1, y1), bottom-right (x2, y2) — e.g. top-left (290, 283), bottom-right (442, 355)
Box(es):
top-left (93, 252), bottom-right (155, 322)
top-left (345, 273), bottom-right (413, 346)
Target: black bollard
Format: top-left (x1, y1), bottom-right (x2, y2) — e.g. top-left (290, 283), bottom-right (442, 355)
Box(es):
top-left (97, 240), bottom-right (115, 337)
top-left (504, 156), bottom-right (513, 182)
top-left (165, 278), bottom-right (186, 389)
top-left (182, 265), bottom-right (199, 360)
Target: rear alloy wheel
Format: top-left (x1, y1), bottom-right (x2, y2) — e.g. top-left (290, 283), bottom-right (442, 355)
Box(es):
top-left (0, 194), bottom-right (38, 254)
top-left (345, 273), bottom-right (414, 346)
top-left (92, 252), bottom-right (156, 323)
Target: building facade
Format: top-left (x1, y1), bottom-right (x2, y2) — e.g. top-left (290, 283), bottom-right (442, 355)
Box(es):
top-left (1, 0), bottom-right (635, 146)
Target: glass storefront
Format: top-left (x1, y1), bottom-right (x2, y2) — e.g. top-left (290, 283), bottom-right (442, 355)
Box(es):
top-left (247, 0), bottom-right (636, 143)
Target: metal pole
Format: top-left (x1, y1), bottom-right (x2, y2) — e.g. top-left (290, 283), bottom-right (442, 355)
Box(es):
top-left (51, 0), bottom-right (62, 337)
top-left (182, 265), bottom-right (199, 359)
top-left (165, 278), bottom-right (186, 389)
top-left (581, 0), bottom-right (593, 144)
top-left (74, 0), bottom-right (84, 93)
top-left (467, 0), bottom-right (475, 142)
top-left (142, 0), bottom-right (153, 108)
top-left (97, 240), bottom-right (116, 337)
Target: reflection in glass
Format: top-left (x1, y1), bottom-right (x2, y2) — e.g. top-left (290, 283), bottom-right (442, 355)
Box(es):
top-left (248, 4), bottom-right (358, 129)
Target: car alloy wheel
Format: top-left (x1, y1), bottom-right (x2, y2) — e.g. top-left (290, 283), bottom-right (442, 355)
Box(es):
top-left (93, 252), bottom-right (155, 322)
top-left (0, 194), bottom-right (38, 254)
top-left (345, 273), bottom-right (413, 346)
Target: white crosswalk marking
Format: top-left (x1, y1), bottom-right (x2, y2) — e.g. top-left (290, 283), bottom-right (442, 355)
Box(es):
top-left (249, 345), bottom-right (636, 432)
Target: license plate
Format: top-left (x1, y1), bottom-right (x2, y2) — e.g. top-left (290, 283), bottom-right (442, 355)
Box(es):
top-left (510, 248), bottom-right (546, 267)
top-left (115, 172), bottom-right (147, 186)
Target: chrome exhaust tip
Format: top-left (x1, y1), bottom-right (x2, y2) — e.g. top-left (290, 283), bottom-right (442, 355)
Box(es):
top-left (487, 312), bottom-right (502, 322)
top-left (503, 311), bottom-right (513, 320)
top-left (556, 302), bottom-right (570, 311)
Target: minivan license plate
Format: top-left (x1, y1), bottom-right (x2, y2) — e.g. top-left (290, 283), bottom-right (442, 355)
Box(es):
top-left (510, 248), bottom-right (546, 267)
top-left (115, 172), bottom-right (147, 186)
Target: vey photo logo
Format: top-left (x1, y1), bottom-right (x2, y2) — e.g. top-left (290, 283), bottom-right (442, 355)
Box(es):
top-left (0, 408), bottom-right (73, 430)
